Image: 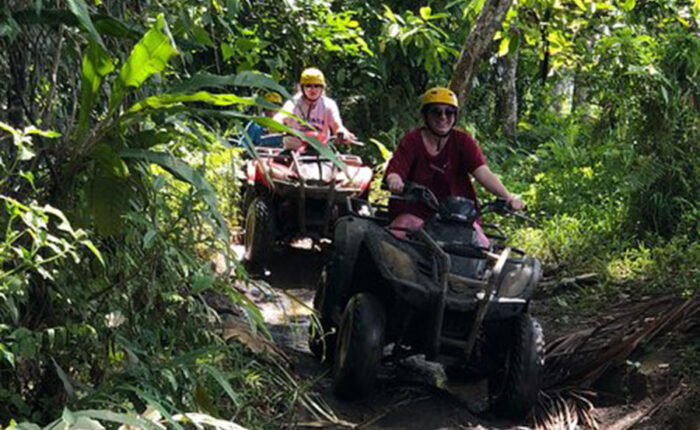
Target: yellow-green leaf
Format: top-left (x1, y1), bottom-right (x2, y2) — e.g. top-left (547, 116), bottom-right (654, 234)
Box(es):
top-left (383, 5), bottom-right (397, 23)
top-left (118, 15), bottom-right (178, 88)
top-left (221, 42), bottom-right (235, 61)
top-left (498, 37), bottom-right (510, 56)
top-left (419, 6), bottom-right (431, 20)
top-left (77, 41), bottom-right (114, 136)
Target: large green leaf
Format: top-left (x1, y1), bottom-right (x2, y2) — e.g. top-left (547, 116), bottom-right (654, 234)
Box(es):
top-left (89, 143), bottom-right (130, 236)
top-left (67, 0), bottom-right (105, 48)
top-left (89, 175), bottom-right (129, 236)
top-left (12, 9), bottom-right (141, 39)
top-left (118, 15), bottom-right (178, 88)
top-left (110, 14), bottom-right (178, 113)
top-left (77, 41), bottom-right (114, 137)
top-left (126, 92), bottom-right (253, 113)
top-left (169, 71), bottom-right (292, 100)
top-left (93, 143), bottom-right (129, 179)
top-left (119, 149), bottom-right (228, 241)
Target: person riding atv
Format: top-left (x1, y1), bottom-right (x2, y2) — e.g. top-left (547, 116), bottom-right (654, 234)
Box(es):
top-left (273, 67), bottom-right (357, 151)
top-left (385, 86), bottom-right (524, 231)
top-left (310, 87), bottom-right (543, 419)
top-left (240, 72), bottom-right (370, 272)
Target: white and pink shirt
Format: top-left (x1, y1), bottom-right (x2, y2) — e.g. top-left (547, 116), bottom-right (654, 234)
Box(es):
top-left (274, 94), bottom-right (348, 142)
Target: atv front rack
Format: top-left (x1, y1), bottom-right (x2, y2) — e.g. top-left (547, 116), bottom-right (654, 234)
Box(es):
top-left (414, 228), bottom-right (513, 360)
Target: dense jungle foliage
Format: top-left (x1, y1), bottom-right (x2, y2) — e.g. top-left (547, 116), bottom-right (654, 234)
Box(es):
top-left (0, 0), bottom-right (698, 428)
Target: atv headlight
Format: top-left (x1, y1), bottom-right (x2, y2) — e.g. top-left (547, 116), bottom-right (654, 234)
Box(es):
top-left (498, 259), bottom-right (538, 298)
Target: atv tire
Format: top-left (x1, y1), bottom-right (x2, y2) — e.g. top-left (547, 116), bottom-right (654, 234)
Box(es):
top-left (244, 197), bottom-right (274, 272)
top-left (487, 314), bottom-right (545, 419)
top-left (309, 266), bottom-right (337, 362)
top-left (333, 293), bottom-right (385, 400)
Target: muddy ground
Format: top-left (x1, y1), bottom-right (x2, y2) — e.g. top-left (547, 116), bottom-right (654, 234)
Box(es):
top-left (226, 244), bottom-right (699, 430)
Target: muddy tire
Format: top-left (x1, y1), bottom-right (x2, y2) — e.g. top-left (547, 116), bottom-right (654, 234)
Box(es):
top-left (487, 314), bottom-right (545, 419)
top-left (244, 197), bottom-right (274, 272)
top-left (309, 266), bottom-right (337, 362)
top-left (333, 293), bottom-right (385, 400)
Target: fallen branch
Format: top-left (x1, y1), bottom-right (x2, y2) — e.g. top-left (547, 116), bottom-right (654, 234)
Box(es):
top-left (536, 273), bottom-right (601, 298)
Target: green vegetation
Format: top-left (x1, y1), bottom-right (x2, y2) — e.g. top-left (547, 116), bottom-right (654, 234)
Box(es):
top-left (1, 0), bottom-right (698, 427)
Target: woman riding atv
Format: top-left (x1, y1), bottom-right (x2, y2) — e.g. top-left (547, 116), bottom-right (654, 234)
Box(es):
top-left (385, 87), bottom-right (524, 242)
top-left (273, 67), bottom-right (356, 149)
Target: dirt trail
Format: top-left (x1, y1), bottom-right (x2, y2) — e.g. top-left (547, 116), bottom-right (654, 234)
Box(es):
top-left (232, 245), bottom-right (698, 430)
top-left (243, 245), bottom-right (529, 430)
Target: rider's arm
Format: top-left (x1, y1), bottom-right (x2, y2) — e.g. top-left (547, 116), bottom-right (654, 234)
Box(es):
top-left (272, 100), bottom-right (296, 127)
top-left (472, 165), bottom-right (524, 210)
top-left (274, 100), bottom-right (304, 150)
top-left (326, 98), bottom-right (356, 141)
top-left (385, 134), bottom-right (418, 192)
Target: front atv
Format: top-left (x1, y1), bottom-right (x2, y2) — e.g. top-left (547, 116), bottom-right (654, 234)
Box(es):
top-left (312, 183), bottom-right (544, 419)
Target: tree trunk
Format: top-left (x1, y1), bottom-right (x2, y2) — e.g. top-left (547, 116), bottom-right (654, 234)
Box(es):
top-left (449, 0), bottom-right (514, 108)
top-left (7, 40), bottom-right (27, 127)
top-left (498, 43), bottom-right (519, 138)
top-left (540, 8), bottom-right (551, 85)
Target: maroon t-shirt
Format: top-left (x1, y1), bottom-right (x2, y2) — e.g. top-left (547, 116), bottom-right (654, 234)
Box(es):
top-left (387, 127), bottom-right (486, 220)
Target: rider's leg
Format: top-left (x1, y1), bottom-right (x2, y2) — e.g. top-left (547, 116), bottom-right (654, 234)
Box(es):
top-left (389, 213), bottom-right (424, 239)
top-left (473, 221), bottom-right (490, 247)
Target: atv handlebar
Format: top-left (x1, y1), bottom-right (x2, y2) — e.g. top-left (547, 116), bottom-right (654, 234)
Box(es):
top-left (388, 181), bottom-right (536, 224)
top-left (328, 134), bottom-right (365, 147)
top-left (383, 181), bottom-right (440, 211)
top-left (482, 199), bottom-right (536, 225)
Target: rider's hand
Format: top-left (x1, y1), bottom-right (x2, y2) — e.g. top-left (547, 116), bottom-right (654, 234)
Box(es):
top-left (337, 130), bottom-right (357, 145)
top-left (507, 195), bottom-right (524, 211)
top-left (386, 173), bottom-right (404, 193)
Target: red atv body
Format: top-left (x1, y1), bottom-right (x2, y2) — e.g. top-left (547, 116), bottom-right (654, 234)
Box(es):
top-left (240, 133), bottom-right (372, 270)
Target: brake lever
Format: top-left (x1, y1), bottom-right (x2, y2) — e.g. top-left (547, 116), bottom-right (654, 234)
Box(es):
top-left (484, 199), bottom-right (536, 225)
top-left (508, 210), bottom-right (537, 225)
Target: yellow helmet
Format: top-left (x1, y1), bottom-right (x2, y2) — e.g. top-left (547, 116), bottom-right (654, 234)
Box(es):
top-left (263, 92), bottom-right (282, 104)
top-left (300, 67), bottom-right (326, 86)
top-left (421, 87), bottom-right (458, 109)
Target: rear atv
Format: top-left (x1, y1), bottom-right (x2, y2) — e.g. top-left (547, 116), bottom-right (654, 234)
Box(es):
top-left (239, 135), bottom-right (372, 273)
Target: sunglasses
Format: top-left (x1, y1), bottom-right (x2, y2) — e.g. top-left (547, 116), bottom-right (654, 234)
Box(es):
top-left (428, 107), bottom-right (458, 118)
top-left (304, 84), bottom-right (324, 89)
